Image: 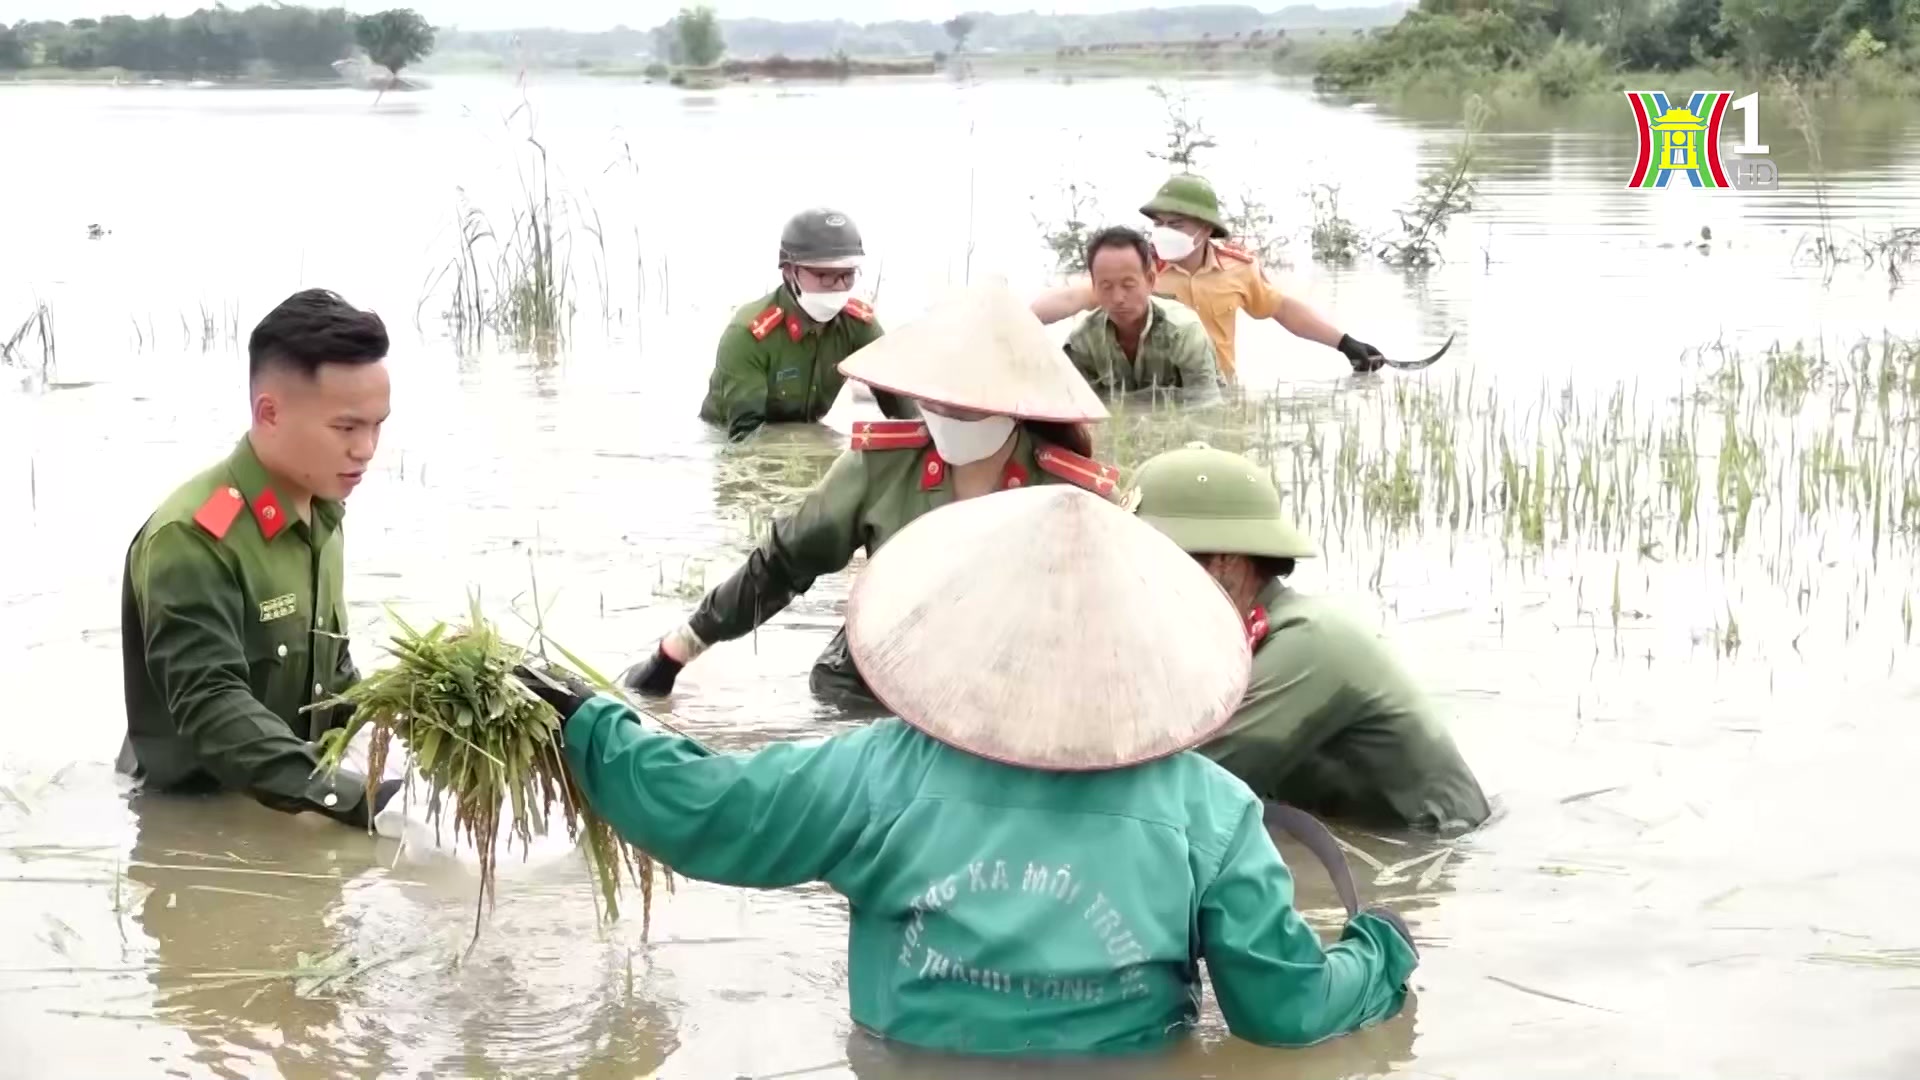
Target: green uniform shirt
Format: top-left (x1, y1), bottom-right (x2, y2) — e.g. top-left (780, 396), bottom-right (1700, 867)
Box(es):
top-left (563, 696), bottom-right (1415, 1055)
top-left (1063, 297), bottom-right (1221, 403)
top-left (1200, 581), bottom-right (1490, 832)
top-left (686, 423), bottom-right (1119, 703)
top-left (698, 284), bottom-right (885, 440)
top-left (116, 436), bottom-right (371, 817)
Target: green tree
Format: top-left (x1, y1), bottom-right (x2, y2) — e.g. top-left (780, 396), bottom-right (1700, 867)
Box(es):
top-left (670, 6), bottom-right (725, 66)
top-left (944, 14), bottom-right (977, 51)
top-left (0, 28), bottom-right (26, 70)
top-left (355, 8), bottom-right (435, 81)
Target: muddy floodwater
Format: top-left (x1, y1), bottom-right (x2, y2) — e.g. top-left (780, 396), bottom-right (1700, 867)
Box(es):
top-left (5, 72), bottom-right (1920, 1078)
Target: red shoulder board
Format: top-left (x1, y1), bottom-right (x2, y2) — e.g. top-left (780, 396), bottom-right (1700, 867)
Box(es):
top-left (192, 485), bottom-right (246, 541)
top-left (748, 304), bottom-right (783, 341)
top-left (843, 298), bottom-right (875, 323)
top-left (1216, 243), bottom-right (1255, 264)
top-left (850, 420), bottom-right (930, 452)
top-left (1036, 444), bottom-right (1121, 498)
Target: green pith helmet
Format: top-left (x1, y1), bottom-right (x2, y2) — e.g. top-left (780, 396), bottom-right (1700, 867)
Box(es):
top-left (778, 207), bottom-right (865, 268)
top-left (1139, 174), bottom-right (1228, 239)
top-left (1126, 442), bottom-right (1317, 559)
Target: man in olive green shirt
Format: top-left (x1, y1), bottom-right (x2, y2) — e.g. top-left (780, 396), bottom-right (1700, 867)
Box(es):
top-left (118, 288), bottom-right (399, 828)
top-left (1128, 444), bottom-right (1491, 833)
top-left (699, 207), bottom-right (902, 441)
top-left (1063, 226), bottom-right (1221, 405)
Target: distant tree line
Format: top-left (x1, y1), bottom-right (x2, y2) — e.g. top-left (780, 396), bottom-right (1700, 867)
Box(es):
top-left (1316, 0), bottom-right (1920, 93)
top-left (0, 5), bottom-right (434, 78)
top-left (423, 3), bottom-right (1409, 67)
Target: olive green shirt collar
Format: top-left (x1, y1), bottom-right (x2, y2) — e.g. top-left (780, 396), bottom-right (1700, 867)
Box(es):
top-left (225, 435), bottom-right (345, 538)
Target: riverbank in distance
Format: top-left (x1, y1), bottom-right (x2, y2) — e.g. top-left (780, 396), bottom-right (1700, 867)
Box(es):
top-left (1310, 5), bottom-right (1920, 107)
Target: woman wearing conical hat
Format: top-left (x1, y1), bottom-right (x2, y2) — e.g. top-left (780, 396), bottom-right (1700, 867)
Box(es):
top-left (519, 485), bottom-right (1418, 1056)
top-left (1127, 444), bottom-right (1491, 832)
top-left (619, 276), bottom-right (1126, 707)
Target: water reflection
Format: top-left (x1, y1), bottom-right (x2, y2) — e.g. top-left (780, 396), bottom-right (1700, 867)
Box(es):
top-left (126, 796), bottom-right (357, 1079)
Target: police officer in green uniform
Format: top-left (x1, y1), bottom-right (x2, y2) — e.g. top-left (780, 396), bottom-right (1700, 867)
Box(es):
top-left (626, 276), bottom-right (1125, 706)
top-left (699, 207), bottom-right (908, 441)
top-left (1129, 444), bottom-right (1492, 832)
top-left (117, 288), bottom-right (401, 828)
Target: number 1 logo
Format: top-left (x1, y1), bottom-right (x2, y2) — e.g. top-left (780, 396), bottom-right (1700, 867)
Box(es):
top-left (1625, 91), bottom-right (1770, 190)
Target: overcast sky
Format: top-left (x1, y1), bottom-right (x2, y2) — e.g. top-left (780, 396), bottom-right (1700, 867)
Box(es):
top-left (16, 1), bottom-right (1386, 33)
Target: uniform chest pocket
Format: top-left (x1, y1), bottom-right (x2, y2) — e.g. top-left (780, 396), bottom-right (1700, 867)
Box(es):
top-left (244, 596), bottom-right (313, 669)
top-left (1204, 287), bottom-right (1246, 327)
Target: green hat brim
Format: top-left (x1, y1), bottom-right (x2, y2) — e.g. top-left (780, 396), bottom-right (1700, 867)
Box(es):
top-left (1136, 512), bottom-right (1318, 560)
top-left (1138, 196), bottom-right (1229, 239)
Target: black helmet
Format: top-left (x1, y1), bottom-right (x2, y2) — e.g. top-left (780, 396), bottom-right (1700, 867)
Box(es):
top-left (778, 208), bottom-right (865, 268)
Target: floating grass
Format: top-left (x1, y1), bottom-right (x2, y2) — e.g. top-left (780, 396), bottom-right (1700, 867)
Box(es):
top-left (307, 594), bottom-right (665, 944)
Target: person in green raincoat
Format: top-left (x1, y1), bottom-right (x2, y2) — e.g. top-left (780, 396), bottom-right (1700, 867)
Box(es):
top-left (1127, 443), bottom-right (1491, 832)
top-left (515, 482), bottom-right (1417, 1056)
top-left (699, 208), bottom-right (909, 441)
top-left (622, 276), bottom-right (1126, 707)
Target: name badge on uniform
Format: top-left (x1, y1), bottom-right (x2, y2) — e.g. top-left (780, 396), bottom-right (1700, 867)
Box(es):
top-left (260, 594), bottom-right (298, 622)
top-left (774, 367), bottom-right (801, 383)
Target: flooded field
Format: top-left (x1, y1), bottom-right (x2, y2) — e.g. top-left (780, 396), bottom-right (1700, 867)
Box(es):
top-left (4, 71), bottom-right (1920, 1078)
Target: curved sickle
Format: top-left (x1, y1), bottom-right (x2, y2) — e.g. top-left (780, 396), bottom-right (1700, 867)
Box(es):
top-left (1263, 800), bottom-right (1361, 917)
top-left (1383, 331), bottom-right (1456, 371)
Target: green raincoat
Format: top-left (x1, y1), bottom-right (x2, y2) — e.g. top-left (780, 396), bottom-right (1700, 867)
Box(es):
top-left (562, 695), bottom-right (1417, 1055)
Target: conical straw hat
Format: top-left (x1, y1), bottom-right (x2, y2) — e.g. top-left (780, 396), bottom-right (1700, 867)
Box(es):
top-left (838, 275), bottom-right (1110, 423)
top-left (846, 485), bottom-right (1250, 771)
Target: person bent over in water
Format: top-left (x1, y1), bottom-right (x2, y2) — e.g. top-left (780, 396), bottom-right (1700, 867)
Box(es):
top-left (517, 483), bottom-right (1416, 1056)
top-left (1129, 443), bottom-right (1491, 833)
top-left (622, 276), bottom-right (1123, 708)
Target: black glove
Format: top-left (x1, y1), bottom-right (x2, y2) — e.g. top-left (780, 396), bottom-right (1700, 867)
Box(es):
top-left (1337, 334), bottom-right (1387, 373)
top-left (619, 645), bottom-right (683, 697)
top-left (512, 660), bottom-right (598, 721)
top-left (323, 777), bottom-right (404, 830)
top-left (1363, 905), bottom-right (1418, 958)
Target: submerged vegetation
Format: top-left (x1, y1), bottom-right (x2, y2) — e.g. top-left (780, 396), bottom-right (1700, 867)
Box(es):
top-left (1316, 0), bottom-right (1920, 102)
top-left (421, 98), bottom-right (579, 357)
top-left (309, 594), bottom-right (666, 944)
top-left (1094, 332), bottom-right (1920, 656)
top-left (1035, 84), bottom-right (1484, 276)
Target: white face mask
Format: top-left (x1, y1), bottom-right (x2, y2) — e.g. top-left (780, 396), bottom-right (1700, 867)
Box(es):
top-left (922, 411), bottom-right (1016, 466)
top-left (1150, 225), bottom-right (1198, 262)
top-left (797, 289), bottom-right (852, 323)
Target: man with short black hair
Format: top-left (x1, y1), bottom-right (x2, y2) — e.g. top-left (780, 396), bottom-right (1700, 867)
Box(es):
top-left (118, 287), bottom-right (401, 828)
top-left (1062, 226), bottom-right (1221, 405)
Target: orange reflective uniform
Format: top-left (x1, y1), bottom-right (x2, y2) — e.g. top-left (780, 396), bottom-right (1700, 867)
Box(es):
top-left (1153, 242), bottom-right (1283, 383)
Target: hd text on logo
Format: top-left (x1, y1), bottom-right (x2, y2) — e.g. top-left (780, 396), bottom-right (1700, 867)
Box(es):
top-left (1624, 91), bottom-right (1778, 192)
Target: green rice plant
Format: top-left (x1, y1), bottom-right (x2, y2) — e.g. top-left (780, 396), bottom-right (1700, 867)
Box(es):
top-left (308, 593), bottom-right (664, 944)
